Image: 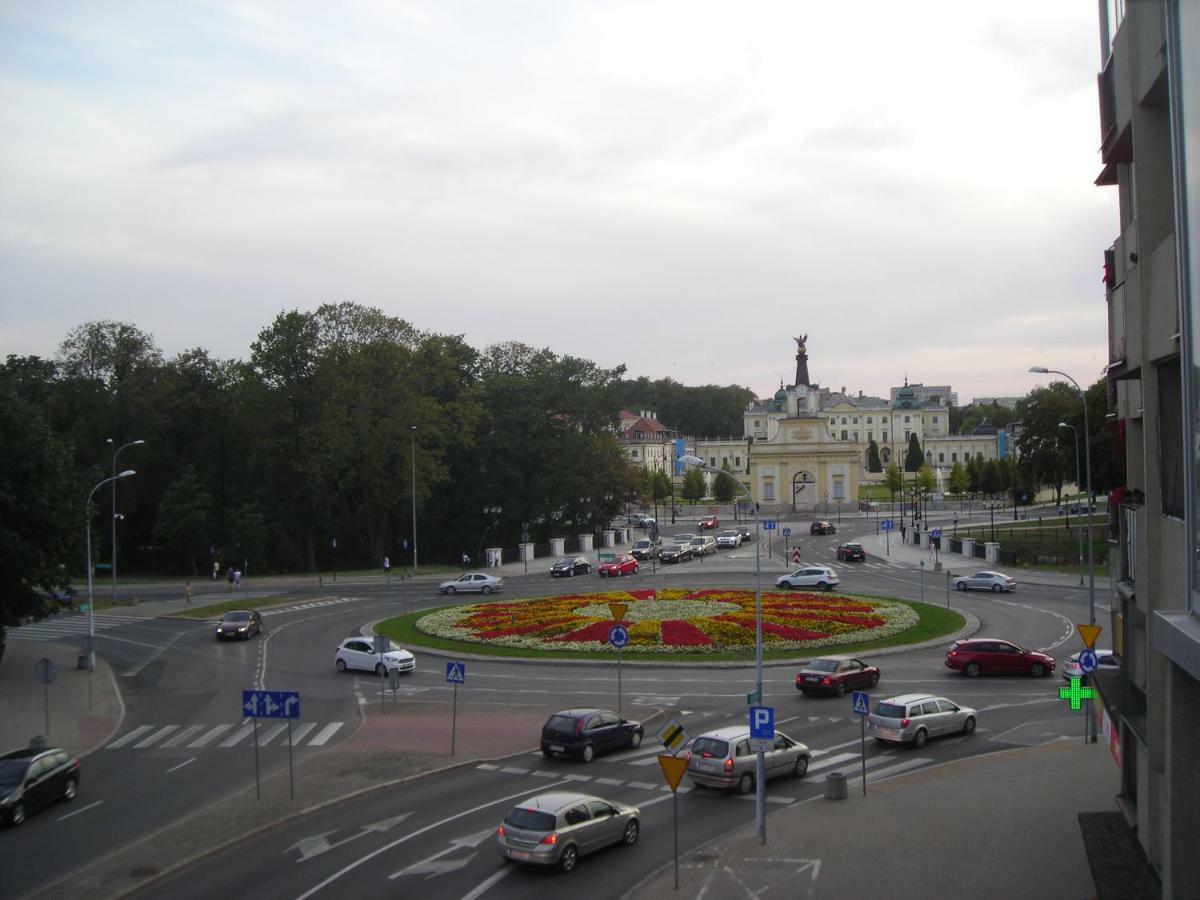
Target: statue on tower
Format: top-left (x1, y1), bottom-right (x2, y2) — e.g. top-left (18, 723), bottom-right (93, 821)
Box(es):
top-left (794, 334), bottom-right (808, 355)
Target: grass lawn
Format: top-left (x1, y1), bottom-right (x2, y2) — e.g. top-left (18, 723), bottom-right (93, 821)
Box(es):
top-left (375, 594), bottom-right (965, 663)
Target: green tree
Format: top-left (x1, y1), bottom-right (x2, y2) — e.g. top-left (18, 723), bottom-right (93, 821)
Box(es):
top-left (980, 459), bottom-right (1001, 496)
top-left (155, 465), bottom-right (213, 576)
top-left (713, 463), bottom-right (740, 504)
top-left (650, 470), bottom-right (672, 521)
top-left (917, 464), bottom-right (936, 495)
top-left (883, 462), bottom-right (903, 502)
top-left (904, 434), bottom-right (924, 472)
top-left (948, 461), bottom-right (968, 497)
top-left (681, 467), bottom-right (706, 505)
top-left (1015, 382), bottom-right (1079, 503)
top-left (966, 456), bottom-right (982, 493)
top-left (866, 439), bottom-right (882, 473)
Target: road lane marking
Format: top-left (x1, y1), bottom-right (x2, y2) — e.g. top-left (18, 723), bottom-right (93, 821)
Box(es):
top-left (307, 723), bottom-right (344, 746)
top-left (106, 725), bottom-right (154, 749)
top-left (133, 725), bottom-right (180, 749)
top-left (161, 725), bottom-right (207, 748)
top-left (850, 757), bottom-right (932, 783)
top-left (289, 723), bottom-right (317, 745)
top-left (806, 752), bottom-right (859, 774)
top-left (627, 781), bottom-right (658, 790)
top-left (476, 763), bottom-right (499, 771)
top-left (257, 723), bottom-right (289, 746)
top-left (166, 758), bottom-right (197, 773)
top-left (218, 723), bottom-right (256, 747)
top-left (499, 767), bottom-right (528, 775)
top-left (595, 777), bottom-right (623, 786)
top-left (188, 724), bottom-right (234, 748)
top-left (58, 800), bottom-right (103, 821)
top-left (123, 625), bottom-right (201, 677)
top-left (460, 865), bottom-right (514, 900)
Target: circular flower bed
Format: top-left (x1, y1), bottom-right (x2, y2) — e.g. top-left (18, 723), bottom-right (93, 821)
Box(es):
top-left (415, 588), bottom-right (919, 654)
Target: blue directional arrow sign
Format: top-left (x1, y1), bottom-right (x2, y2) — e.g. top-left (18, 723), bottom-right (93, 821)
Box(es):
top-left (445, 661), bottom-right (466, 684)
top-left (762, 519), bottom-right (776, 531)
top-left (243, 689), bottom-right (301, 719)
top-left (1078, 649), bottom-right (1099, 674)
top-left (608, 624), bottom-right (630, 649)
top-left (881, 519), bottom-right (895, 532)
top-left (851, 690), bottom-right (871, 717)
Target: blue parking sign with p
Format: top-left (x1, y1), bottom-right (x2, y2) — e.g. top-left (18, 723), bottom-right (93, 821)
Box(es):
top-left (749, 705), bottom-right (774, 739)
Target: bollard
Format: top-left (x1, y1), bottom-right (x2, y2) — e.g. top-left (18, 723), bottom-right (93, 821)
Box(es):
top-left (825, 771), bottom-right (848, 800)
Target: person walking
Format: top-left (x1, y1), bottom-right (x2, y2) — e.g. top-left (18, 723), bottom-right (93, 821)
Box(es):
top-left (184, 582), bottom-right (193, 606)
top-left (461, 552), bottom-right (470, 570)
top-left (383, 556), bottom-right (390, 576)
top-left (234, 569), bottom-right (242, 590)
top-left (212, 560), bottom-right (219, 581)
top-left (226, 566), bottom-right (235, 592)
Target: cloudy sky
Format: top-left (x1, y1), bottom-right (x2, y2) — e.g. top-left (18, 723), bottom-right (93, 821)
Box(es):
top-left (0, 1), bottom-right (1113, 401)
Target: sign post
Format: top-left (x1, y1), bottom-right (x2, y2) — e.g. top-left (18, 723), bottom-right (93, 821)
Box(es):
top-left (608, 623), bottom-right (630, 713)
top-left (881, 519), bottom-right (894, 556)
top-left (657, 754), bottom-right (690, 890)
top-left (243, 689), bottom-right (301, 800)
top-left (763, 519), bottom-right (776, 559)
top-left (749, 705), bottom-right (774, 843)
top-left (34, 657), bottom-right (57, 739)
top-left (852, 690), bottom-right (870, 795)
top-left (1075, 624), bottom-right (1103, 744)
top-left (374, 635), bottom-right (390, 713)
top-left (445, 661), bottom-right (466, 754)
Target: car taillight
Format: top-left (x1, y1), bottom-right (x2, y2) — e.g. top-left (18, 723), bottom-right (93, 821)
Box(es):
top-left (948, 650), bottom-right (957, 657)
top-left (540, 833), bottom-right (559, 846)
top-left (497, 826), bottom-right (505, 838)
top-left (685, 751), bottom-right (692, 762)
top-left (723, 758), bottom-right (734, 773)
top-left (900, 718), bottom-right (909, 728)
top-left (576, 720), bottom-right (584, 735)
top-left (822, 677), bottom-right (832, 685)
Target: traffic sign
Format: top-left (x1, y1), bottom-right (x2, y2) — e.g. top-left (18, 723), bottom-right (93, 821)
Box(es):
top-left (657, 754), bottom-right (689, 792)
top-left (33, 657), bottom-right (58, 685)
top-left (792, 546), bottom-right (802, 563)
top-left (881, 519), bottom-right (895, 531)
top-left (782, 527), bottom-right (792, 537)
top-left (1077, 624), bottom-right (1102, 649)
top-left (851, 690), bottom-right (870, 717)
top-left (243, 689), bottom-right (301, 719)
top-left (608, 602), bottom-right (629, 622)
top-left (656, 718), bottom-right (689, 752)
top-left (762, 519), bottom-right (776, 531)
top-left (745, 688), bottom-right (762, 705)
top-left (1078, 649), bottom-right (1099, 674)
top-left (931, 527), bottom-right (942, 538)
top-left (749, 705), bottom-right (774, 752)
top-left (608, 624), bottom-right (630, 649)
top-left (445, 661), bottom-right (466, 684)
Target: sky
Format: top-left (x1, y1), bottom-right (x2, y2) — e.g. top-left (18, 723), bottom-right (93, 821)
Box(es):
top-left (0, 1), bottom-right (1115, 402)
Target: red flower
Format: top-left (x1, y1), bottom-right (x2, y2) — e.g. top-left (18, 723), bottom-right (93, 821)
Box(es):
top-left (548, 620), bottom-right (617, 643)
top-left (660, 619), bottom-right (715, 647)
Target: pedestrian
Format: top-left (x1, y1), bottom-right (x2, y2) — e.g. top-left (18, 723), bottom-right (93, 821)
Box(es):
top-left (212, 560), bottom-right (219, 581)
top-left (234, 569), bottom-right (242, 590)
top-left (184, 582), bottom-right (193, 606)
top-left (226, 566), bottom-right (235, 592)
top-left (461, 552), bottom-right (470, 570)
top-left (383, 556), bottom-right (390, 576)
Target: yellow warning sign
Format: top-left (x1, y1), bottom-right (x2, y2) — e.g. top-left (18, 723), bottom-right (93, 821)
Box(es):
top-left (658, 754), bottom-right (688, 792)
top-left (1077, 624), bottom-right (1103, 649)
top-left (608, 602), bottom-right (629, 622)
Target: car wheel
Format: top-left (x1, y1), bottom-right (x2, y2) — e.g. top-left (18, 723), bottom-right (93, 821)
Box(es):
top-left (481, 586), bottom-right (492, 595)
top-left (581, 744), bottom-right (595, 763)
top-left (558, 844), bottom-right (579, 873)
top-left (800, 689), bottom-right (812, 697)
top-left (630, 731), bottom-right (643, 749)
top-left (1029, 663), bottom-right (1046, 677)
top-left (817, 582), bottom-right (830, 591)
top-left (793, 756), bottom-right (809, 779)
top-left (375, 663), bottom-right (388, 677)
top-left (8, 802), bottom-right (25, 827)
top-left (446, 586), bottom-right (456, 595)
top-left (869, 673), bottom-right (880, 688)
top-left (964, 662), bottom-right (981, 678)
top-left (955, 582), bottom-right (967, 591)
top-left (835, 682), bottom-right (846, 697)
top-left (542, 748), bottom-right (554, 759)
top-left (63, 778), bottom-right (77, 801)
top-left (962, 716), bottom-right (977, 735)
top-left (568, 568), bottom-right (575, 577)
top-left (736, 773), bottom-right (754, 795)
top-left (622, 819), bottom-right (640, 846)
top-left (336, 659), bottom-right (348, 673)
top-left (991, 584), bottom-right (1002, 593)
top-left (584, 565), bottom-right (590, 574)
top-left (912, 728), bottom-right (928, 749)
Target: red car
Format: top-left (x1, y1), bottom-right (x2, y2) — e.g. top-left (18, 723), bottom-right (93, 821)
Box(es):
top-left (836, 543), bottom-right (866, 561)
top-left (795, 656), bottom-right (880, 696)
top-left (698, 515), bottom-right (719, 530)
top-left (598, 554), bottom-right (639, 577)
top-left (945, 639), bottom-right (1055, 678)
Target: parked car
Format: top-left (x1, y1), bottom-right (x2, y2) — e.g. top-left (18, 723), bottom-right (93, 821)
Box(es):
top-left (630, 538), bottom-right (662, 560)
top-left (627, 512), bottom-right (653, 526)
top-left (698, 515), bottom-right (719, 530)
top-left (439, 572), bottom-right (504, 595)
top-left (672, 533), bottom-right (695, 545)
top-left (952, 571), bottom-right (1016, 593)
top-left (496, 791), bottom-right (640, 872)
top-left (215, 609), bottom-right (262, 641)
top-left (810, 521), bottom-right (837, 535)
top-left (796, 656), bottom-right (880, 696)
top-left (944, 638), bottom-right (1055, 677)
top-left (599, 554), bottom-right (639, 577)
top-left (540, 708), bottom-right (644, 762)
top-left (836, 542), bottom-right (866, 562)
top-left (776, 565), bottom-right (840, 591)
top-left (1062, 649), bottom-right (1119, 681)
top-left (1057, 502), bottom-right (1096, 515)
top-left (867, 694), bottom-right (977, 747)
top-left (716, 529), bottom-right (742, 549)
top-left (551, 556), bottom-right (592, 577)
top-left (0, 746), bottom-right (81, 827)
top-left (735, 525), bottom-right (752, 541)
top-left (660, 544), bottom-right (693, 564)
top-left (335, 637), bottom-right (415, 675)
top-left (685, 726), bottom-right (810, 793)
top-left (689, 535), bottom-right (717, 557)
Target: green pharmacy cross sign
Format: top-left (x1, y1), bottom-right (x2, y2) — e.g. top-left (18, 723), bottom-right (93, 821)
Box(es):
top-left (1058, 677), bottom-right (1096, 711)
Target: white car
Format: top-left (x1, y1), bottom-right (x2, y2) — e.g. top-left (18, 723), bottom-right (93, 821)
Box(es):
top-left (776, 566), bottom-right (840, 591)
top-left (439, 572), bottom-right (504, 595)
top-left (716, 530), bottom-right (742, 549)
top-left (952, 571), bottom-right (1016, 593)
top-left (1062, 649), bottom-right (1118, 681)
top-left (335, 638), bottom-right (415, 675)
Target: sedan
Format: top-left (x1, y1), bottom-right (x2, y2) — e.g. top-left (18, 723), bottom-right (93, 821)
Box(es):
top-left (953, 571), bottom-right (1017, 593)
top-left (0, 746), bottom-right (80, 826)
top-left (810, 521), bottom-right (837, 535)
top-left (716, 529), bottom-right (742, 549)
top-left (659, 544), bottom-right (693, 564)
top-left (836, 542), bottom-right (866, 561)
top-left (698, 515), bottom-right (719, 530)
top-left (496, 791), bottom-right (640, 872)
top-left (215, 609), bottom-right (262, 641)
top-left (1062, 649), bottom-right (1119, 681)
top-left (868, 694), bottom-right (977, 747)
top-left (796, 656), bottom-right (880, 696)
top-left (335, 637), bottom-right (415, 675)
top-left (439, 572), bottom-right (504, 595)
top-left (551, 556), bottom-right (592, 577)
top-left (598, 554), bottom-right (638, 577)
top-left (776, 566), bottom-right (839, 591)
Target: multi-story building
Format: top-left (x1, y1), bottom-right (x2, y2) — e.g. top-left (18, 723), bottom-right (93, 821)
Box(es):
top-left (1095, 1), bottom-right (1199, 895)
top-left (615, 410), bottom-right (675, 476)
top-left (888, 383), bottom-right (957, 408)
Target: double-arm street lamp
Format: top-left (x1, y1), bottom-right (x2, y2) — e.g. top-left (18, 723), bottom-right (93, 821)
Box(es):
top-left (680, 454), bottom-right (767, 843)
top-left (1057, 421), bottom-right (1085, 587)
top-left (106, 438), bottom-right (144, 609)
top-left (86, 470), bottom-right (136, 671)
top-left (478, 505), bottom-right (502, 566)
top-left (411, 425), bottom-right (419, 577)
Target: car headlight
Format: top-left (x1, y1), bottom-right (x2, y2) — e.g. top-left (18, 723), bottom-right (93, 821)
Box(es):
top-left (237, 626), bottom-right (247, 632)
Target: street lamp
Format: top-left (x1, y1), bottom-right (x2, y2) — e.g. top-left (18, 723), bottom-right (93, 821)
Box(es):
top-left (680, 454), bottom-right (767, 843)
top-left (86, 470), bottom-right (136, 670)
top-left (478, 505), bottom-right (502, 566)
top-left (411, 426), bottom-right (418, 577)
top-left (105, 438), bottom-right (144, 609)
top-left (1058, 422), bottom-right (1085, 587)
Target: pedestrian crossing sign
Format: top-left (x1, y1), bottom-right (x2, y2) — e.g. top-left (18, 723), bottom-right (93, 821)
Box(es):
top-left (852, 691), bottom-right (870, 716)
top-left (445, 661), bottom-right (466, 684)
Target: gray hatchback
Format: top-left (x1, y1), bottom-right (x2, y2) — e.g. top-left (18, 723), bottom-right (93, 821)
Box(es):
top-left (867, 693), bottom-right (977, 748)
top-left (685, 726), bottom-right (810, 793)
top-left (496, 791), bottom-right (640, 872)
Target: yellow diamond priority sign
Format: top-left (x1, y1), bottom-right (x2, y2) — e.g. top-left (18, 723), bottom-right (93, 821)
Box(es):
top-left (655, 718), bottom-right (689, 752)
top-left (1077, 624), bottom-right (1103, 649)
top-left (608, 602), bottom-right (629, 622)
top-left (658, 754), bottom-right (688, 792)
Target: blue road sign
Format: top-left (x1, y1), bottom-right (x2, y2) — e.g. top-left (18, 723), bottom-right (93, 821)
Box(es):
top-left (782, 527), bottom-right (792, 537)
top-left (1078, 649), bottom-right (1099, 674)
top-left (243, 690), bottom-right (300, 719)
top-left (851, 691), bottom-right (870, 717)
top-left (749, 705), bottom-right (774, 740)
top-left (931, 527), bottom-right (942, 538)
top-left (609, 624), bottom-right (630, 649)
top-left (445, 661), bottom-right (466, 684)
top-left (762, 520), bottom-right (776, 531)
top-left (881, 519), bottom-right (895, 532)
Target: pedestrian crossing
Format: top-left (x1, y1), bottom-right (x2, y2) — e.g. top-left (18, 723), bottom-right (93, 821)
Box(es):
top-left (6, 612), bottom-right (159, 642)
top-left (104, 720), bottom-right (344, 751)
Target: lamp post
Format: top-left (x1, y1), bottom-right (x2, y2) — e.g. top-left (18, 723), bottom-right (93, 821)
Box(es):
top-left (478, 505), bottom-right (502, 566)
top-left (410, 425), bottom-right (418, 577)
top-left (86, 470), bottom-right (136, 670)
top-left (105, 438), bottom-right (144, 609)
top-left (681, 454), bottom-right (766, 843)
top-left (1058, 422), bottom-right (1085, 587)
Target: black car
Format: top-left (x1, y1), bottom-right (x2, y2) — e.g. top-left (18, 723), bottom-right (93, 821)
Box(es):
top-left (551, 556), bottom-right (591, 577)
top-left (735, 525), bottom-right (752, 541)
top-left (660, 544), bottom-right (693, 563)
top-left (0, 746), bottom-right (80, 827)
top-left (216, 609), bottom-right (263, 640)
top-left (810, 521), bottom-right (837, 535)
top-left (836, 542), bottom-right (866, 561)
top-left (541, 709), bottom-right (644, 762)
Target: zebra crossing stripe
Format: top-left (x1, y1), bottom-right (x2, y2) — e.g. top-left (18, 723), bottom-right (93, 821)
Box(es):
top-left (133, 725), bottom-right (180, 749)
top-left (857, 757), bottom-right (931, 783)
top-left (107, 725), bottom-right (154, 749)
top-left (188, 724), bottom-right (234, 748)
top-left (218, 723), bottom-right (257, 748)
top-left (288, 723), bottom-right (317, 745)
top-left (256, 723), bottom-right (288, 746)
top-left (806, 751), bottom-right (858, 774)
top-left (161, 725), bottom-right (207, 748)
top-left (307, 722), bottom-right (344, 746)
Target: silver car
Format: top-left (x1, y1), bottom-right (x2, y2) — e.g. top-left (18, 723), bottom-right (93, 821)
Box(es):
top-left (689, 535), bottom-right (717, 556)
top-left (685, 726), bottom-right (810, 793)
top-left (952, 571), bottom-right (1016, 593)
top-left (716, 529), bottom-right (742, 549)
top-left (775, 565), bottom-right (840, 591)
top-left (438, 572), bottom-right (503, 595)
top-left (867, 693), bottom-right (977, 748)
top-left (496, 791), bottom-right (640, 872)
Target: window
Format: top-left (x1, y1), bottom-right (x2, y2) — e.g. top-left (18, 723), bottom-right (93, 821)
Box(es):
top-left (935, 699), bottom-right (958, 713)
top-left (932, 417), bottom-right (939, 425)
top-left (631, 449), bottom-right (639, 458)
top-left (754, 419), bottom-right (761, 428)
top-left (882, 431), bottom-right (888, 442)
top-left (710, 456), bottom-right (716, 466)
top-left (734, 456), bottom-right (741, 467)
top-left (904, 415), bottom-right (910, 423)
top-left (905, 430), bottom-right (911, 440)
top-left (1158, 358), bottom-right (1184, 518)
top-left (763, 481), bottom-right (775, 501)
top-left (587, 800), bottom-right (614, 818)
top-left (952, 452), bottom-right (957, 462)
top-left (852, 416), bottom-right (858, 424)
top-left (841, 430), bottom-right (848, 440)
top-left (564, 805), bottom-right (590, 825)
top-left (938, 452), bottom-right (945, 462)
top-left (830, 418), bottom-right (836, 426)
top-left (867, 416), bottom-right (873, 424)
top-left (735, 740), bottom-right (752, 757)
top-left (867, 431), bottom-right (873, 441)
top-left (833, 478), bottom-right (845, 499)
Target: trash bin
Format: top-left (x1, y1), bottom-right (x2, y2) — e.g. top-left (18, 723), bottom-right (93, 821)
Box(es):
top-left (825, 771), bottom-right (848, 800)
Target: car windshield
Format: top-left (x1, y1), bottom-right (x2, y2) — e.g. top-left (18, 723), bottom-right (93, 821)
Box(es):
top-left (874, 703), bottom-right (907, 718)
top-left (634, 540), bottom-right (650, 548)
top-left (807, 659), bottom-right (839, 672)
top-left (555, 558), bottom-right (574, 565)
top-left (224, 611), bottom-right (250, 622)
top-left (0, 759), bottom-right (30, 786)
top-left (691, 737), bottom-right (729, 758)
top-left (504, 807), bottom-right (557, 831)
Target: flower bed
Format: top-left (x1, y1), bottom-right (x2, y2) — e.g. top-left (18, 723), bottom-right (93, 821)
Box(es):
top-left (415, 588), bottom-right (918, 654)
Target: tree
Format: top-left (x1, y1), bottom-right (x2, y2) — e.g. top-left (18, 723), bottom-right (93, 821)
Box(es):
top-left (883, 462), bottom-right (903, 502)
top-left (980, 459), bottom-right (1001, 496)
top-left (904, 434), bottom-right (923, 472)
top-left (917, 464), bottom-right (936, 496)
top-left (1015, 382), bottom-right (1079, 503)
top-left (966, 456), bottom-right (982, 493)
top-left (155, 465), bottom-right (213, 576)
top-left (681, 467), bottom-right (706, 505)
top-left (713, 464), bottom-right (739, 504)
top-left (650, 470), bottom-right (672, 521)
top-left (866, 439), bottom-right (882, 473)
top-left (948, 461), bottom-right (968, 497)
